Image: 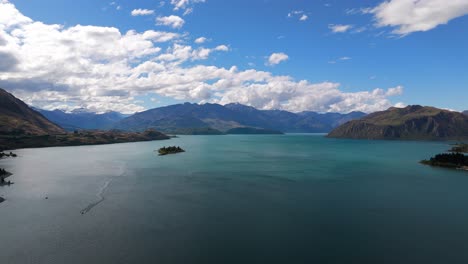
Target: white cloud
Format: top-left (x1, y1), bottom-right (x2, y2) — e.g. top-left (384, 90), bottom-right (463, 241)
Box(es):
top-left (183, 8), bottom-right (193, 16)
top-left (328, 56), bottom-right (352, 64)
top-left (142, 30), bottom-right (180, 42)
top-left (0, 1), bottom-right (404, 114)
top-left (267, 52), bottom-right (289, 66)
top-left (385, 85), bottom-right (403, 96)
top-left (217, 81), bottom-right (404, 113)
top-left (156, 15), bottom-right (185, 29)
top-left (329, 24), bottom-right (353, 33)
top-left (394, 102), bottom-right (407, 108)
top-left (369, 0), bottom-right (468, 35)
top-left (170, 0), bottom-right (205, 11)
top-left (194, 37), bottom-right (207, 44)
top-left (215, 45), bottom-right (229, 51)
top-left (131, 9), bottom-right (154, 16)
top-left (288, 10), bottom-right (309, 21)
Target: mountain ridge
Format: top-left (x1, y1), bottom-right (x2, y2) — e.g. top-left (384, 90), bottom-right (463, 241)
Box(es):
top-left (328, 105), bottom-right (468, 140)
top-left (37, 109), bottom-right (127, 131)
top-left (114, 102), bottom-right (366, 134)
top-left (0, 88), bottom-right (65, 135)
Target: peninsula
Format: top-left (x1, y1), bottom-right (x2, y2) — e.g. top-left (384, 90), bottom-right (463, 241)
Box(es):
top-left (0, 88), bottom-right (170, 150)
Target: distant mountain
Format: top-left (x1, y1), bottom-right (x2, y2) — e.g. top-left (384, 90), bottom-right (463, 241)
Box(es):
top-left (463, 110), bottom-right (468, 116)
top-left (328, 105), bottom-right (468, 140)
top-left (37, 109), bottom-right (127, 131)
top-left (0, 88), bottom-right (65, 135)
top-left (114, 102), bottom-right (366, 134)
top-left (226, 127), bottom-right (283, 135)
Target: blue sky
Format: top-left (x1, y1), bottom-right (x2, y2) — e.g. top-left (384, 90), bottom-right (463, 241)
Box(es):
top-left (1, 0), bottom-right (467, 113)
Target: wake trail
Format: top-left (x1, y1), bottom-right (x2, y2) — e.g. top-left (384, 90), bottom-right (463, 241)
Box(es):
top-left (80, 163), bottom-right (126, 215)
top-left (80, 179), bottom-right (111, 215)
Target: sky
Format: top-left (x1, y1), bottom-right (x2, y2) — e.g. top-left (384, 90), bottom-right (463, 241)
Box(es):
top-left (0, 0), bottom-right (467, 114)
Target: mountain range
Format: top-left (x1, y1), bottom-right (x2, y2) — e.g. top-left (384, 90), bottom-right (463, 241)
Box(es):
top-left (0, 88), bottom-right (64, 135)
top-left (328, 105), bottom-right (468, 140)
top-left (37, 108), bottom-right (128, 131)
top-left (113, 103), bottom-right (366, 134)
top-left (1, 87), bottom-right (466, 140)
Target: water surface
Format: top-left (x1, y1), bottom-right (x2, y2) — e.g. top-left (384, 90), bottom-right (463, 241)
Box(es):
top-left (1, 135), bottom-right (467, 263)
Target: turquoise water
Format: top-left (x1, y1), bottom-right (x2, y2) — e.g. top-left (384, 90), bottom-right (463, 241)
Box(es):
top-left (1, 134), bottom-right (467, 263)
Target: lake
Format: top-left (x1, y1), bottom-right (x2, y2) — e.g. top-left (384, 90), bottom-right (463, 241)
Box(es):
top-left (1, 134), bottom-right (467, 263)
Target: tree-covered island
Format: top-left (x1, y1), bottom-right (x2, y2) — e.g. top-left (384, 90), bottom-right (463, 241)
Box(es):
top-left (158, 146), bottom-right (185, 156)
top-left (0, 168), bottom-right (13, 186)
top-left (421, 143), bottom-right (468, 171)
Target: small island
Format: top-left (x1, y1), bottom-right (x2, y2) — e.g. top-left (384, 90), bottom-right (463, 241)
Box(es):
top-left (0, 151), bottom-right (17, 158)
top-left (158, 146), bottom-right (185, 156)
top-left (421, 143), bottom-right (468, 171)
top-left (0, 168), bottom-right (13, 186)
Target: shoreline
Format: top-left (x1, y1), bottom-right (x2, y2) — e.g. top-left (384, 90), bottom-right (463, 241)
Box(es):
top-left (0, 129), bottom-right (170, 151)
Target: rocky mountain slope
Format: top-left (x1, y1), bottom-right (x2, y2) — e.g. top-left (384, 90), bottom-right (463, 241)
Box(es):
top-left (328, 105), bottom-right (468, 140)
top-left (0, 88), bottom-right (65, 135)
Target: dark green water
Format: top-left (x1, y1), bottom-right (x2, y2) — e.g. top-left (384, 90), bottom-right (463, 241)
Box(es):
top-left (1, 134), bottom-right (467, 263)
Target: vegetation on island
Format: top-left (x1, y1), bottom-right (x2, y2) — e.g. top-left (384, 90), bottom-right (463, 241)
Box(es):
top-left (421, 143), bottom-right (468, 171)
top-left (0, 151), bottom-right (17, 158)
top-left (0, 168), bottom-right (12, 186)
top-left (158, 146), bottom-right (185, 156)
top-left (421, 153), bottom-right (468, 170)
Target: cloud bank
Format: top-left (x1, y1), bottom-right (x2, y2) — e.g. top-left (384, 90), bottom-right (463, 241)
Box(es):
top-left (0, 1), bottom-right (403, 114)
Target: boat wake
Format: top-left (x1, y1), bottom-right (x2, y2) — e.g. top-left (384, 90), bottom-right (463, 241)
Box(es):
top-left (80, 163), bottom-right (126, 215)
top-left (80, 179), bottom-right (111, 215)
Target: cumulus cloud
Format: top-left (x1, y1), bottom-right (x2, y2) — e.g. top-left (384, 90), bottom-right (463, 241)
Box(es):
top-left (385, 85), bottom-right (403, 96)
top-left (0, 1), bottom-right (404, 114)
top-left (131, 9), bottom-right (154, 16)
top-left (194, 37), bottom-right (207, 44)
top-left (217, 81), bottom-right (404, 113)
top-left (215, 45), bottom-right (229, 51)
top-left (329, 24), bottom-right (353, 33)
top-left (142, 30), bottom-right (181, 42)
top-left (156, 15), bottom-right (185, 29)
top-left (368, 0), bottom-right (468, 35)
top-left (267, 52), bottom-right (289, 66)
top-left (0, 51), bottom-right (18, 71)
